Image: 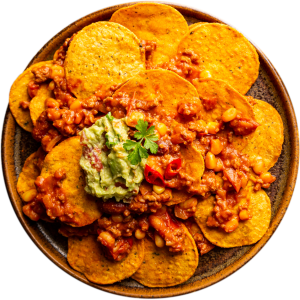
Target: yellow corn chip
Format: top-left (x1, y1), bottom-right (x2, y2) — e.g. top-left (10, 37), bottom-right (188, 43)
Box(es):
top-left (195, 78), bottom-right (256, 150)
top-left (65, 21), bottom-right (145, 99)
top-left (243, 100), bottom-right (284, 171)
top-left (41, 136), bottom-right (101, 227)
top-left (17, 151), bottom-right (40, 201)
top-left (189, 22), bottom-right (206, 31)
top-left (166, 190), bottom-right (193, 206)
top-left (29, 84), bottom-right (53, 126)
top-left (110, 3), bottom-right (188, 65)
top-left (68, 235), bottom-right (144, 284)
top-left (178, 23), bottom-right (259, 94)
top-left (9, 61), bottom-right (52, 131)
top-left (113, 69), bottom-right (200, 118)
top-left (180, 143), bottom-right (205, 192)
top-left (132, 225), bottom-right (198, 287)
top-left (194, 188), bottom-right (271, 247)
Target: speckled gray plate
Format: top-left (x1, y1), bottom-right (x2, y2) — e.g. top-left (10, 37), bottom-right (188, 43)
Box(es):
top-left (2, 2), bottom-right (299, 298)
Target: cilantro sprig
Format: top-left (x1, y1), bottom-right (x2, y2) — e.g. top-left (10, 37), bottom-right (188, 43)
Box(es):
top-left (123, 119), bottom-right (159, 165)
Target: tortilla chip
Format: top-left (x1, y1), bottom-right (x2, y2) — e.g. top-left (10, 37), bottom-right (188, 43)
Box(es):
top-left (195, 79), bottom-right (255, 121)
top-left (113, 69), bottom-right (200, 117)
top-left (110, 3), bottom-right (188, 65)
top-left (9, 61), bottom-right (53, 132)
top-left (17, 151), bottom-right (41, 201)
top-left (195, 78), bottom-right (256, 151)
top-left (183, 218), bottom-right (215, 255)
top-left (68, 235), bottom-right (144, 284)
top-left (131, 225), bottom-right (198, 287)
top-left (178, 23), bottom-right (259, 94)
top-left (189, 22), bottom-right (206, 31)
top-left (180, 143), bottom-right (205, 191)
top-left (65, 21), bottom-right (145, 99)
top-left (41, 136), bottom-right (101, 227)
top-left (29, 84), bottom-right (53, 126)
top-left (194, 188), bottom-right (271, 247)
top-left (165, 190), bottom-right (193, 206)
top-left (242, 100), bottom-right (284, 171)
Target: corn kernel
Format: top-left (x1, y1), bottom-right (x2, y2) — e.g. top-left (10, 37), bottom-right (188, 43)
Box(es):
top-left (156, 123), bottom-right (167, 136)
top-left (153, 185), bottom-right (165, 194)
top-left (207, 122), bottom-right (219, 134)
top-left (126, 111), bottom-right (145, 127)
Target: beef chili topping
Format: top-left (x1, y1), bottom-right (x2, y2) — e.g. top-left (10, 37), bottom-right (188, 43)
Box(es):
top-left (34, 168), bottom-right (81, 224)
top-left (22, 35), bottom-right (276, 262)
top-left (184, 218), bottom-right (215, 255)
top-left (23, 168), bottom-right (77, 224)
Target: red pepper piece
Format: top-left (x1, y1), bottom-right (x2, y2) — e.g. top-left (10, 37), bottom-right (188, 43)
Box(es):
top-left (223, 168), bottom-right (241, 193)
top-left (144, 164), bottom-right (165, 187)
top-left (164, 158), bottom-right (182, 180)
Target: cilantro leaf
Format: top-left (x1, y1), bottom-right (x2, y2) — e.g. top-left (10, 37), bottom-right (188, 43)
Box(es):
top-left (127, 146), bottom-right (141, 165)
top-left (123, 140), bottom-right (137, 151)
top-left (144, 137), bottom-right (159, 154)
top-left (146, 125), bottom-right (155, 136)
top-left (134, 131), bottom-right (144, 140)
top-left (146, 134), bottom-right (159, 142)
top-left (135, 119), bottom-right (148, 136)
top-left (138, 145), bottom-right (148, 159)
top-left (123, 119), bottom-right (159, 165)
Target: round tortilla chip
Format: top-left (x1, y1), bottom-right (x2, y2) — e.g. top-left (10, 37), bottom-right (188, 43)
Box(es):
top-left (110, 3), bottom-right (188, 65)
top-left (194, 188), bottom-right (271, 247)
top-left (113, 69), bottom-right (200, 117)
top-left (17, 151), bottom-right (40, 200)
top-left (195, 79), bottom-right (255, 121)
top-left (189, 22), bottom-right (206, 31)
top-left (195, 78), bottom-right (256, 151)
top-left (180, 143), bottom-right (205, 191)
top-left (68, 235), bottom-right (144, 285)
top-left (65, 21), bottom-right (145, 99)
top-left (242, 100), bottom-right (284, 171)
top-left (9, 61), bottom-right (53, 132)
top-left (29, 84), bottom-right (53, 126)
top-left (131, 225), bottom-right (198, 287)
top-left (41, 136), bottom-right (101, 227)
top-left (178, 23), bottom-right (259, 94)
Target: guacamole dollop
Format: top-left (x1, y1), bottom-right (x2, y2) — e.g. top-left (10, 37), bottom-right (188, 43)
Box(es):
top-left (79, 114), bottom-right (145, 202)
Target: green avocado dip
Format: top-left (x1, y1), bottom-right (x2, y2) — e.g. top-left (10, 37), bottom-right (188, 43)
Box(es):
top-left (79, 113), bottom-right (145, 202)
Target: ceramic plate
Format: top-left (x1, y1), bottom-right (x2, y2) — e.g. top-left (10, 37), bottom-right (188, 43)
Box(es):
top-left (2, 2), bottom-right (299, 298)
